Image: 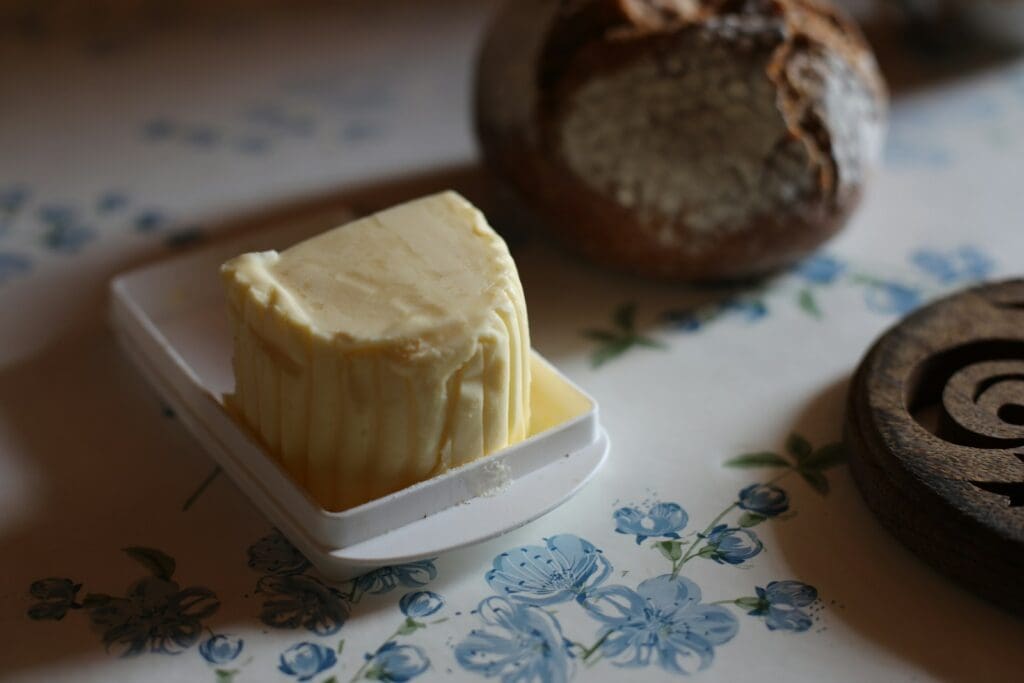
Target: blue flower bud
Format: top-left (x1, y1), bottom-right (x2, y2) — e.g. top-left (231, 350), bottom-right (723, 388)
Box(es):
top-left (199, 634), bottom-right (243, 665)
top-left (278, 642), bottom-right (337, 681)
top-left (399, 591), bottom-right (444, 619)
top-left (737, 484), bottom-right (789, 517)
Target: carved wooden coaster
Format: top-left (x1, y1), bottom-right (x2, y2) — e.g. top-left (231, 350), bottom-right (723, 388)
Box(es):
top-left (845, 279), bottom-right (1024, 614)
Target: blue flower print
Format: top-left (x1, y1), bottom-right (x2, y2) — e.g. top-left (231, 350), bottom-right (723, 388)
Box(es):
top-left (96, 191), bottom-right (128, 213)
top-left (399, 591), bottom-right (444, 619)
top-left (247, 529), bottom-right (311, 575)
top-left (27, 577), bottom-right (81, 620)
top-left (132, 209), bottom-right (166, 233)
top-left (342, 120), bottom-right (384, 142)
top-left (244, 103), bottom-right (314, 137)
top-left (278, 641), bottom-right (337, 681)
top-left (42, 222), bottom-right (95, 253)
top-left (864, 282), bottom-right (922, 315)
top-left (143, 118), bottom-right (175, 140)
top-left (486, 534), bottom-right (612, 606)
top-left (911, 249), bottom-right (957, 282)
top-left (701, 525), bottom-right (763, 565)
top-left (0, 185), bottom-right (28, 232)
top-left (363, 641), bottom-right (430, 682)
top-left (721, 298), bottom-right (767, 322)
top-left (26, 549), bottom-right (223, 659)
top-left (185, 126), bottom-right (221, 148)
top-left (37, 204), bottom-right (94, 253)
top-left (795, 254), bottom-right (845, 284)
top-left (956, 247), bottom-right (994, 281)
top-left (0, 252), bottom-right (31, 284)
top-left (737, 484), bottom-right (789, 517)
top-left (911, 246), bottom-right (993, 284)
top-left (455, 596), bottom-right (575, 683)
top-left (199, 633), bottom-right (243, 664)
top-left (236, 135), bottom-right (271, 154)
top-left (0, 185), bottom-right (28, 213)
top-left (580, 575), bottom-right (738, 674)
top-left (85, 576), bottom-right (219, 656)
top-left (37, 203), bottom-right (74, 226)
top-left (662, 310), bottom-right (702, 332)
top-left (614, 502), bottom-right (688, 545)
top-left (744, 581), bottom-right (819, 633)
top-left (355, 559), bottom-right (438, 596)
top-left (257, 574), bottom-right (349, 635)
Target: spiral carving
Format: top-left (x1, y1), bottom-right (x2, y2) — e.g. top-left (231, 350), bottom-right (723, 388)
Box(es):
top-left (904, 345), bottom-right (1024, 507)
top-left (941, 360), bottom-right (1024, 447)
top-left (936, 359), bottom-right (1024, 507)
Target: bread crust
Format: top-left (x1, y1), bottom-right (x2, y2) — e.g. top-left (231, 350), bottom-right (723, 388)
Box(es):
top-left (476, 0), bottom-right (887, 281)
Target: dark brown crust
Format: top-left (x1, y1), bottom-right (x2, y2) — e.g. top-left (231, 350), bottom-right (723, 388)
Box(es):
top-left (475, 0), bottom-right (886, 281)
top-left (767, 1), bottom-right (886, 203)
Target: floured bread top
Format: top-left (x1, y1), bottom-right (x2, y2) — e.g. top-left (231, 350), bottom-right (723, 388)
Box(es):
top-left (477, 0), bottom-right (886, 254)
top-left (554, 3), bottom-right (885, 243)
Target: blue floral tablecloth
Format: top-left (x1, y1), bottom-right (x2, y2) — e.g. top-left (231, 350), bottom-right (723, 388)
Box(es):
top-left (2, 2), bottom-right (1024, 682)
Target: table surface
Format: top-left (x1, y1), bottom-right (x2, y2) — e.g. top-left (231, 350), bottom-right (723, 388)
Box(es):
top-left (2, 2), bottom-right (1024, 682)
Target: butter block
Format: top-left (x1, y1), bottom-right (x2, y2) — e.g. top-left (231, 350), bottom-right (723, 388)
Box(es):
top-left (221, 191), bottom-right (531, 511)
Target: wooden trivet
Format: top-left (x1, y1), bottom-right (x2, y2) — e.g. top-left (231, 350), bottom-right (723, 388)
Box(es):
top-left (845, 279), bottom-right (1024, 614)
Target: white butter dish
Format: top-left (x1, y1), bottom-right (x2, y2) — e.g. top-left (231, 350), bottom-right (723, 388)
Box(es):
top-left (108, 211), bottom-right (609, 581)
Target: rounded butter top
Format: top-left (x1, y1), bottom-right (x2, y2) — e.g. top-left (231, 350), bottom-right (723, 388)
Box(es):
top-left (221, 191), bottom-right (522, 355)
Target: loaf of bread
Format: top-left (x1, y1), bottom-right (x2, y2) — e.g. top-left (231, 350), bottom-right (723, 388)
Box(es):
top-left (476, 0), bottom-right (888, 280)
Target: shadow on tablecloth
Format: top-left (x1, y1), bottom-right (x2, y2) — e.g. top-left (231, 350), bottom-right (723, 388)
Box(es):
top-left (772, 377), bottom-right (1024, 682)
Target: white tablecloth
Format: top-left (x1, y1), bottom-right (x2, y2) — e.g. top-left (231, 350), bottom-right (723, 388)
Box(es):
top-left (2, 2), bottom-right (1023, 682)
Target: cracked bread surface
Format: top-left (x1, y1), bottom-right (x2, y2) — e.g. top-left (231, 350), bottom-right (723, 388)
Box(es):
top-left (476, 0), bottom-right (887, 280)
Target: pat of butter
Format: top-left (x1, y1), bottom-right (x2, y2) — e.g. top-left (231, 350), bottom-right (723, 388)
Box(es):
top-left (221, 191), bottom-right (531, 511)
